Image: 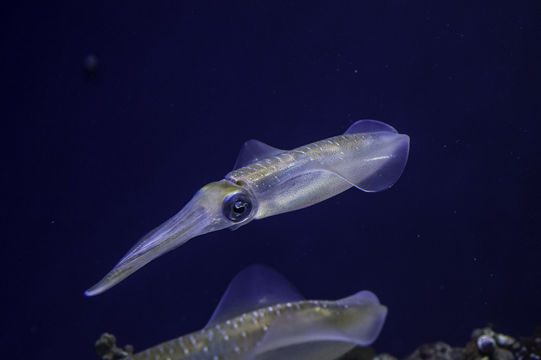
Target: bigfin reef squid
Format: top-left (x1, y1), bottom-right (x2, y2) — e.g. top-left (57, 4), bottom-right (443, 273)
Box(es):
top-left (86, 120), bottom-right (410, 296)
top-left (121, 265), bottom-right (387, 360)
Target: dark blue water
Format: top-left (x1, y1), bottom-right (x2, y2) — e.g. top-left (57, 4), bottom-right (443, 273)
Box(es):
top-left (3, 2), bottom-right (540, 359)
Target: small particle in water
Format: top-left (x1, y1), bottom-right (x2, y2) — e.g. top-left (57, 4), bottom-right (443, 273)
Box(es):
top-left (83, 54), bottom-right (99, 76)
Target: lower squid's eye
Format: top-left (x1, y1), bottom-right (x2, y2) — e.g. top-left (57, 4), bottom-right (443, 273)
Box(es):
top-left (223, 193), bottom-right (253, 222)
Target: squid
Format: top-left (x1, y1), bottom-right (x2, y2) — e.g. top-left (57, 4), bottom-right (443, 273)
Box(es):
top-left (86, 120), bottom-right (409, 296)
top-left (120, 265), bottom-right (388, 360)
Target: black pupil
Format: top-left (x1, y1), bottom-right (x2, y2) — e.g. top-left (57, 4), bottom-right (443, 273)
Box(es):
top-left (233, 200), bottom-right (246, 213)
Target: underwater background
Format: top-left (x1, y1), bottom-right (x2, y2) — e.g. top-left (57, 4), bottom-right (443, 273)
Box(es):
top-left (2, 1), bottom-right (540, 359)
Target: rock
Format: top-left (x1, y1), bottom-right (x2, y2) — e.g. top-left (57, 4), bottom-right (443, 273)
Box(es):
top-left (94, 333), bottom-right (132, 360)
top-left (406, 342), bottom-right (465, 360)
top-left (374, 353), bottom-right (398, 360)
top-left (477, 335), bottom-right (497, 355)
top-left (493, 348), bottom-right (514, 360)
top-left (495, 334), bottom-right (516, 348)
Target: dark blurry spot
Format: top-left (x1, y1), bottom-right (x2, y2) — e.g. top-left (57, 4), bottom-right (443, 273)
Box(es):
top-left (83, 54), bottom-right (99, 78)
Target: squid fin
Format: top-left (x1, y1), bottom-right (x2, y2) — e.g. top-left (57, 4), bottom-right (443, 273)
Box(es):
top-left (344, 119), bottom-right (398, 134)
top-left (317, 133), bottom-right (409, 192)
top-left (245, 290), bottom-right (387, 360)
top-left (206, 265), bottom-right (304, 326)
top-left (233, 140), bottom-right (284, 170)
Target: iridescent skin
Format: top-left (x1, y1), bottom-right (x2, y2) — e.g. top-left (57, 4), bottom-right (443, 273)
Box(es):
top-left (227, 133), bottom-right (386, 219)
top-left (130, 296), bottom-right (386, 360)
top-left (86, 120), bottom-right (409, 296)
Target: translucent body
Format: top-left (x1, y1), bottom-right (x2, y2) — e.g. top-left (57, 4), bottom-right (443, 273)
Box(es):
top-left (129, 266), bottom-right (387, 360)
top-left (86, 120), bottom-right (409, 296)
top-left (227, 129), bottom-right (409, 219)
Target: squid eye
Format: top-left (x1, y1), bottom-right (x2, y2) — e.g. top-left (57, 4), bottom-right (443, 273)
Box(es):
top-left (223, 193), bottom-right (253, 222)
